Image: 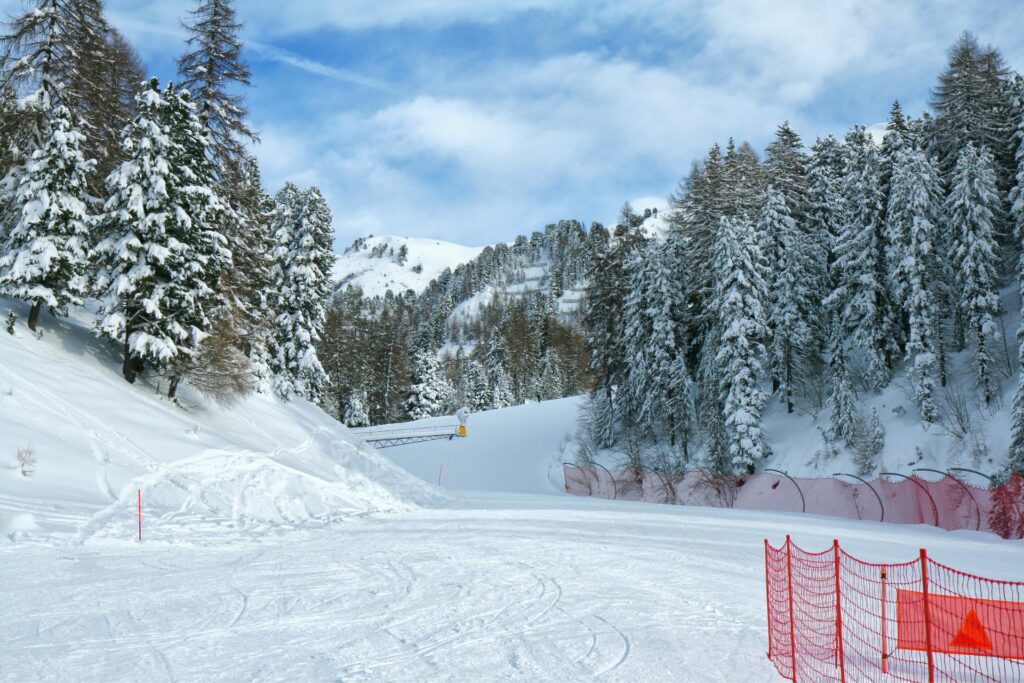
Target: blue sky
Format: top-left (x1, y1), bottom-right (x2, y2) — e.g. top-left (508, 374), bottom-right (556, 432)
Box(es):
top-left (8, 1), bottom-right (1024, 248)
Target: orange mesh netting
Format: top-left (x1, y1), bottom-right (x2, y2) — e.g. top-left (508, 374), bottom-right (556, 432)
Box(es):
top-left (764, 536), bottom-right (1024, 682)
top-left (563, 466), bottom-right (1024, 539)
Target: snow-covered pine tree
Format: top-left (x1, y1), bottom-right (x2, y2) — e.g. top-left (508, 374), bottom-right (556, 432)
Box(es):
top-left (761, 186), bottom-right (815, 413)
top-left (267, 182), bottom-right (335, 401)
top-left (1008, 76), bottom-right (1024, 475)
top-left (947, 143), bottom-right (1003, 405)
top-left (538, 348), bottom-right (564, 401)
top-left (711, 215), bottom-right (769, 473)
top-left (92, 79), bottom-right (229, 388)
top-left (160, 84), bottom-right (234, 397)
top-left (723, 138), bottom-right (764, 221)
top-left (808, 135), bottom-right (847, 279)
top-left (343, 389), bottom-right (370, 428)
top-left (490, 366), bottom-right (513, 410)
top-left (887, 148), bottom-right (944, 420)
top-left (229, 155), bottom-right (277, 382)
top-left (827, 346), bottom-right (859, 446)
top-left (764, 122), bottom-right (809, 217)
top-left (932, 33), bottom-right (1014, 195)
top-left (0, 0), bottom-right (109, 148)
top-left (668, 144), bottom-right (726, 348)
top-left (0, 104), bottom-right (94, 331)
top-left (621, 241), bottom-right (695, 453)
top-left (852, 407), bottom-right (885, 475)
top-left (465, 358), bottom-right (490, 411)
top-left (405, 350), bottom-right (452, 420)
top-left (826, 126), bottom-right (896, 390)
top-left (879, 100), bottom-right (910, 210)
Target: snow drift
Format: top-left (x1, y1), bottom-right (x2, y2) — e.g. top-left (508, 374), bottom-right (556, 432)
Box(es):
top-left (0, 297), bottom-right (439, 540)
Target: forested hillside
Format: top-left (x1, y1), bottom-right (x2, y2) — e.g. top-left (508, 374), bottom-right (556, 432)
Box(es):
top-left (0, 0), bottom-right (335, 410)
top-left (326, 33), bottom-right (1024, 483)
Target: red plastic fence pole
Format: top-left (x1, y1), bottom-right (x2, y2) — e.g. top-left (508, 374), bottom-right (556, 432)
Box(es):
top-left (786, 535), bottom-right (798, 681)
top-left (765, 540), bottom-right (773, 659)
top-left (920, 548), bottom-right (935, 682)
top-left (833, 540), bottom-right (846, 682)
top-left (880, 567), bottom-right (888, 674)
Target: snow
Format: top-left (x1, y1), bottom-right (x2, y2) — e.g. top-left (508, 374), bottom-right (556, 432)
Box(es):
top-left (383, 397), bottom-right (583, 494)
top-left (0, 296), bottom-right (438, 540)
top-left (1, 300), bottom-right (1021, 681)
top-left (332, 234), bottom-right (484, 297)
top-left (2, 489), bottom-right (1019, 681)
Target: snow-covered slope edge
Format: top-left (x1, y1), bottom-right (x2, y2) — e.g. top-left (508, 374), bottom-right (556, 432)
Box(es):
top-left (0, 298), bottom-right (440, 541)
top-left (333, 234), bottom-right (484, 296)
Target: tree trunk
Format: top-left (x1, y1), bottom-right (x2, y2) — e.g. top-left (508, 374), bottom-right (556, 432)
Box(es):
top-left (27, 300), bottom-right (42, 332)
top-left (167, 376), bottom-right (179, 399)
top-left (122, 329), bottom-right (137, 384)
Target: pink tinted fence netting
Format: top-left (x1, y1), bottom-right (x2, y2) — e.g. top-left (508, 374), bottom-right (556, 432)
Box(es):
top-left (765, 536), bottom-right (1024, 681)
top-left (563, 466), bottom-right (1024, 538)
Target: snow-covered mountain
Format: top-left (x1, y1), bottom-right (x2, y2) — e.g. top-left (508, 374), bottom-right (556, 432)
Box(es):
top-left (333, 234), bottom-right (484, 297)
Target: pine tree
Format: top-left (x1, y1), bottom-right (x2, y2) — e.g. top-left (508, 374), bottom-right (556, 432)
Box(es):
top-left (808, 135), bottom-right (847, 284)
top-left (0, 0), bottom-right (110, 147)
top-left (887, 148), bottom-right (944, 420)
top-left (711, 215), bottom-right (769, 473)
top-left (177, 0), bottom-right (256, 168)
top-left (538, 348), bottom-right (565, 400)
top-left (932, 33), bottom-right (1014, 194)
top-left (879, 100), bottom-right (910, 211)
top-left (948, 143), bottom-right (1003, 405)
top-left (343, 389), bottom-right (370, 428)
top-left (92, 79), bottom-right (230, 388)
top-left (761, 186), bottom-right (816, 412)
top-left (465, 358), bottom-right (490, 411)
top-left (852, 408), bottom-right (885, 475)
top-left (1009, 76), bottom-right (1024, 475)
top-left (826, 126), bottom-right (896, 390)
top-left (268, 182), bottom-right (335, 400)
top-left (827, 349), bottom-right (859, 446)
top-left (621, 241), bottom-right (695, 453)
top-left (0, 104), bottom-right (94, 331)
top-left (405, 350), bottom-right (451, 420)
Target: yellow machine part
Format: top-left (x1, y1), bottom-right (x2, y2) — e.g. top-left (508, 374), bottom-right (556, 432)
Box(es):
top-left (457, 424), bottom-right (467, 437)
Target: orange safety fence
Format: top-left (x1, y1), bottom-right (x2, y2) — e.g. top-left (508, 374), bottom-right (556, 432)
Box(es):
top-left (764, 536), bottom-right (1024, 682)
top-left (563, 465), bottom-right (1024, 539)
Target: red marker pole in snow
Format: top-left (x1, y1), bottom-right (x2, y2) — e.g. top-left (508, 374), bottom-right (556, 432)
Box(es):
top-left (137, 489), bottom-right (142, 542)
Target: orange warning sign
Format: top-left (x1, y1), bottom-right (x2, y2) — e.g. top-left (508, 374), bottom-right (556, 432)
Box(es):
top-left (897, 590), bottom-right (1024, 659)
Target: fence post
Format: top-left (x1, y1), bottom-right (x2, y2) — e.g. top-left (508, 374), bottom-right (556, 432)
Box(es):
top-left (880, 567), bottom-right (888, 673)
top-left (832, 540), bottom-right (846, 682)
top-left (786, 535), bottom-right (798, 681)
top-left (920, 548), bottom-right (935, 682)
top-left (765, 540), bottom-right (773, 659)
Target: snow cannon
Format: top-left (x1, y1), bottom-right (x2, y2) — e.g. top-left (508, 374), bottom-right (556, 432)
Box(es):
top-left (456, 407), bottom-right (470, 437)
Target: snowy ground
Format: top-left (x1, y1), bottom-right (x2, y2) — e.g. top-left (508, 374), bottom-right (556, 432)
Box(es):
top-left (3, 494), bottom-right (1020, 682)
top-left (3, 298), bottom-right (1022, 682)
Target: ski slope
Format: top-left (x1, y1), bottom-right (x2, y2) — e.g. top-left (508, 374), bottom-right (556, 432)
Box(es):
top-left (2, 301), bottom-right (1020, 681)
top-left (0, 297), bottom-right (437, 540)
top-left (3, 493), bottom-right (1019, 681)
top-left (381, 397), bottom-right (582, 494)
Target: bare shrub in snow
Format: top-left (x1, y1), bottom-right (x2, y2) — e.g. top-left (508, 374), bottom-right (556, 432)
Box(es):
top-left (692, 469), bottom-right (737, 508)
top-left (5, 310), bottom-right (14, 335)
top-left (16, 445), bottom-right (37, 477)
top-left (933, 381), bottom-right (975, 441)
top-left (851, 409), bottom-right (884, 475)
top-left (185, 326), bottom-right (255, 407)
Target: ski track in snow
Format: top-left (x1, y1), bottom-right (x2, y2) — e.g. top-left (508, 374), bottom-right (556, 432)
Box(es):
top-left (4, 492), bottom-right (1019, 682)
